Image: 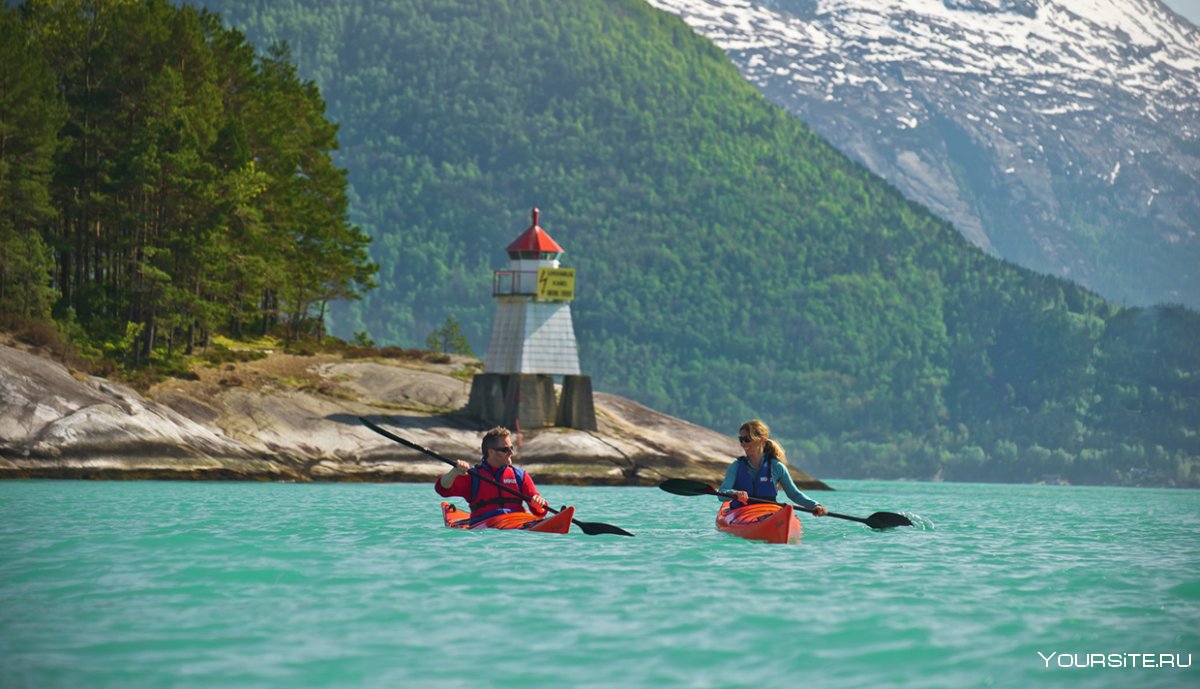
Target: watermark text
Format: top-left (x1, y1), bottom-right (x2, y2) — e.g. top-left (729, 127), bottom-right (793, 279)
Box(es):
top-left (1038, 652), bottom-right (1192, 669)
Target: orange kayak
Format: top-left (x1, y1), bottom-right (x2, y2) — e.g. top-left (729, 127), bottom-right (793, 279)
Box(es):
top-left (716, 501), bottom-right (802, 544)
top-left (441, 502), bottom-right (575, 533)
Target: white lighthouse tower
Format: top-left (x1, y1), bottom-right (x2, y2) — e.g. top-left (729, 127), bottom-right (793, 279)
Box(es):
top-left (467, 208), bottom-right (595, 431)
top-left (484, 208), bottom-right (580, 376)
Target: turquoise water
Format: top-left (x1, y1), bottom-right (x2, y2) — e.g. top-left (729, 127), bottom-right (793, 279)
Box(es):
top-left (1, 480), bottom-right (1197, 689)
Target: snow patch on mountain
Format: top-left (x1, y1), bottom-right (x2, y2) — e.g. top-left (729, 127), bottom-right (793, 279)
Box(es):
top-left (649, 0), bottom-right (1200, 115)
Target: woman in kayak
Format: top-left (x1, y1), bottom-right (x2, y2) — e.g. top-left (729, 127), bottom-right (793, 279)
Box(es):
top-left (721, 419), bottom-right (828, 516)
top-left (435, 426), bottom-right (549, 524)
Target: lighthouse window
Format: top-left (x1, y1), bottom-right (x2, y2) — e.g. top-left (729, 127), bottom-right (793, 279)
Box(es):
top-left (510, 250), bottom-right (559, 261)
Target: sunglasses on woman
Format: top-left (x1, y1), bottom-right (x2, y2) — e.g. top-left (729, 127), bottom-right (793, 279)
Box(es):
top-left (738, 435), bottom-right (753, 443)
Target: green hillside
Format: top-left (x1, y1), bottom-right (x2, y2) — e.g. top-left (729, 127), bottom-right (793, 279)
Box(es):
top-left (5, 0), bottom-right (1197, 486)
top-left (195, 0), bottom-right (1200, 486)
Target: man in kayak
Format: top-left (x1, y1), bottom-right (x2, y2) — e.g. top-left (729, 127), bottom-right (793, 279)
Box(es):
top-left (721, 419), bottom-right (828, 516)
top-left (435, 426), bottom-right (549, 524)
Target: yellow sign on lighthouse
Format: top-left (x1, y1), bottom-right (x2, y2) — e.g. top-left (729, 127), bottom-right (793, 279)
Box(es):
top-left (536, 268), bottom-right (575, 301)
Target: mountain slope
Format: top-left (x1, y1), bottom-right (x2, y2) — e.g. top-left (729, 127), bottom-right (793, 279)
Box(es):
top-left (647, 0), bottom-right (1200, 309)
top-left (195, 0), bottom-right (1200, 486)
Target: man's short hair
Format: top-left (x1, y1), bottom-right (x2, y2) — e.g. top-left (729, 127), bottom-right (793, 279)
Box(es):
top-left (481, 426), bottom-right (511, 456)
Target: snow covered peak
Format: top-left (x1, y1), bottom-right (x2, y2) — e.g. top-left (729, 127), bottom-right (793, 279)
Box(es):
top-left (649, 0), bottom-right (1200, 117)
top-left (646, 0), bottom-right (1200, 308)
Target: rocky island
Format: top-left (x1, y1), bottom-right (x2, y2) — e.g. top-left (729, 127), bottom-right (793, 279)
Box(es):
top-left (0, 339), bottom-right (829, 490)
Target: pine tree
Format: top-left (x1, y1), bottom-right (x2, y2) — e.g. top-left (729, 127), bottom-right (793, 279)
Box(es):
top-left (0, 6), bottom-right (63, 318)
top-left (425, 316), bottom-right (474, 355)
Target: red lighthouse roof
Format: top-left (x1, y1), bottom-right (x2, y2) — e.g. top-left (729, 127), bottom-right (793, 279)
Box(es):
top-left (506, 208), bottom-right (564, 255)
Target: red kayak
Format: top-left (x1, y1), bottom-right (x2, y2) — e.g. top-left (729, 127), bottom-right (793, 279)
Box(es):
top-left (441, 502), bottom-right (575, 533)
top-left (716, 501), bottom-right (802, 544)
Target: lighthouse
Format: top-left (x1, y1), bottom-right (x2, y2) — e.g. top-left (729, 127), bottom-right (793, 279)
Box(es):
top-left (466, 208), bottom-right (596, 431)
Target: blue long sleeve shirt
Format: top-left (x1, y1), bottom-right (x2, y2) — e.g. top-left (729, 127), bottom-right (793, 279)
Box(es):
top-left (718, 457), bottom-right (820, 510)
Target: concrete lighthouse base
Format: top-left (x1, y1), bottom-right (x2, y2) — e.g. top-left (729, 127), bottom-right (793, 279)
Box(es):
top-left (466, 373), bottom-right (554, 430)
top-left (466, 373), bottom-right (596, 431)
top-left (556, 375), bottom-right (597, 431)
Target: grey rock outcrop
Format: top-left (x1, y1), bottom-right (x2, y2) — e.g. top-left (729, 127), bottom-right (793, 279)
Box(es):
top-left (0, 344), bottom-right (829, 489)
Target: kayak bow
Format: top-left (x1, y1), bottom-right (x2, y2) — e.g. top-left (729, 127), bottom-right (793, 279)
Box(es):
top-left (716, 501), bottom-right (802, 544)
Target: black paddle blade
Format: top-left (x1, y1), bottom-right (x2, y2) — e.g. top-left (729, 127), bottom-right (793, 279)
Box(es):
top-left (865, 512), bottom-right (914, 529)
top-left (658, 478), bottom-right (716, 497)
top-left (575, 520), bottom-right (635, 537)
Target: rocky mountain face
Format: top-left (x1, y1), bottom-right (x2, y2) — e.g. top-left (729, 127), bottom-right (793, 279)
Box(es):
top-left (647, 0), bottom-right (1200, 308)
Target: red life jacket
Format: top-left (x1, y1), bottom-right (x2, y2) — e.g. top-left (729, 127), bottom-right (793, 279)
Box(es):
top-left (468, 462), bottom-right (529, 522)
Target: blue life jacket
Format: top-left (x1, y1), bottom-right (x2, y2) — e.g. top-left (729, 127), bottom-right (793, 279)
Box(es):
top-left (730, 456), bottom-right (777, 510)
top-left (468, 463), bottom-right (529, 524)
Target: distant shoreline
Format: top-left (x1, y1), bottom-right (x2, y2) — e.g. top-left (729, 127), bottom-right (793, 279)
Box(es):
top-left (0, 342), bottom-right (832, 490)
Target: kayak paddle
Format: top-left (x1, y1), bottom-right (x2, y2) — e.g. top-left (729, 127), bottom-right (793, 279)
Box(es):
top-left (360, 416), bottom-right (634, 537)
top-left (659, 478), bottom-right (913, 529)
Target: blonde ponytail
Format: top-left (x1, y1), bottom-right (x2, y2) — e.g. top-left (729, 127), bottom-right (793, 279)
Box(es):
top-left (764, 438), bottom-right (787, 465)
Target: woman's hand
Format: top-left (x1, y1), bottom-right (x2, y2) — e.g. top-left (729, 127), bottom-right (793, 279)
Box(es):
top-left (811, 504), bottom-right (828, 517)
top-left (733, 490), bottom-right (749, 503)
top-left (530, 493), bottom-right (548, 508)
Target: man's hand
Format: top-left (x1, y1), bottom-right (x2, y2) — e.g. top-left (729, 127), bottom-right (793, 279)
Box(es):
top-left (439, 460), bottom-right (471, 489)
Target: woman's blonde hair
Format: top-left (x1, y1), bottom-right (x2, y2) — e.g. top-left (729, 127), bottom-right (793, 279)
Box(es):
top-left (739, 419), bottom-right (787, 465)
